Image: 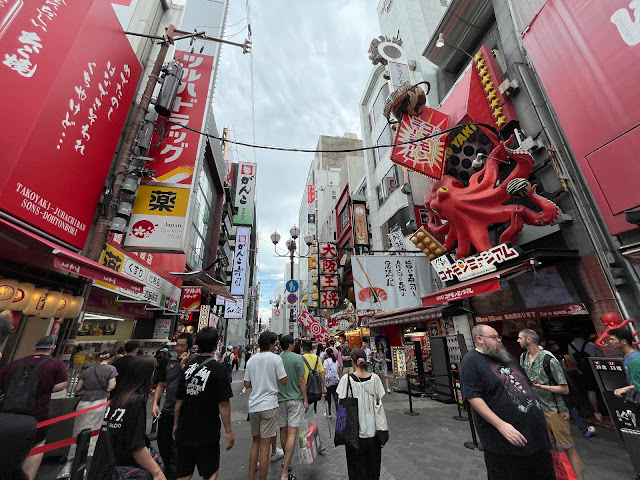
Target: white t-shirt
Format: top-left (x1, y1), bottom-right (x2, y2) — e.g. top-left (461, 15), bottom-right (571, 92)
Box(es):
top-left (336, 373), bottom-right (385, 438)
top-left (323, 358), bottom-right (340, 387)
top-left (244, 352), bottom-right (287, 413)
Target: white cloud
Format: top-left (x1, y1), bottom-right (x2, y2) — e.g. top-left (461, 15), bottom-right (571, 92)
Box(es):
top-left (213, 1), bottom-right (379, 318)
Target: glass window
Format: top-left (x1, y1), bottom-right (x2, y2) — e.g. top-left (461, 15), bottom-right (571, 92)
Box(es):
top-left (339, 206), bottom-right (349, 230)
top-left (368, 83), bottom-right (390, 131)
top-left (374, 123), bottom-right (392, 168)
top-left (187, 164), bottom-right (216, 270)
top-left (376, 166), bottom-right (400, 207)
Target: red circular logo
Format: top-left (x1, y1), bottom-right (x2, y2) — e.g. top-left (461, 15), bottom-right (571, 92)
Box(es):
top-left (131, 220), bottom-right (156, 238)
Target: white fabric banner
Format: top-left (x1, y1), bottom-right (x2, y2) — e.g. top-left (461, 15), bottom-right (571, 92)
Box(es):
top-left (352, 255), bottom-right (433, 309)
top-left (230, 226), bottom-right (250, 296)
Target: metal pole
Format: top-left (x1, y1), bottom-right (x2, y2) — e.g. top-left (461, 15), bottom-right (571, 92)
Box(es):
top-left (463, 403), bottom-right (483, 450)
top-left (404, 375), bottom-right (419, 416)
top-left (70, 428), bottom-right (92, 480)
top-left (290, 249), bottom-right (294, 336)
top-left (88, 25), bottom-right (176, 260)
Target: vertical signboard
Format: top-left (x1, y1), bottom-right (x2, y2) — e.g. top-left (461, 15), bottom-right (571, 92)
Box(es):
top-left (198, 304), bottom-right (210, 331)
top-left (0, 0), bottom-right (142, 249)
top-left (232, 162), bottom-right (256, 225)
top-left (231, 226), bottom-right (250, 295)
top-left (352, 202), bottom-right (369, 246)
top-left (318, 243), bottom-right (339, 309)
top-left (180, 286), bottom-right (202, 313)
top-left (224, 297), bottom-right (243, 318)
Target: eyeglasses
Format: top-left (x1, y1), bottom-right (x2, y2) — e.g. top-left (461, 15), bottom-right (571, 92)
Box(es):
top-left (477, 335), bottom-right (502, 342)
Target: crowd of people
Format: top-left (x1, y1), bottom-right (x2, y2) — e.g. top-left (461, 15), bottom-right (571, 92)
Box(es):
top-left (2, 308), bottom-right (640, 480)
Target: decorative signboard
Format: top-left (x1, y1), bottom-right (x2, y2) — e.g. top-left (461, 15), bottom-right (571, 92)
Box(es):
top-left (153, 318), bottom-right (172, 339)
top-left (232, 162), bottom-right (256, 225)
top-left (180, 286), bottom-right (202, 313)
top-left (198, 305), bottom-right (210, 331)
top-left (431, 243), bottom-right (521, 283)
top-left (392, 346), bottom-right (407, 379)
top-left (297, 310), bottom-right (329, 342)
top-left (231, 226), bottom-right (250, 295)
top-left (224, 297), bottom-right (243, 319)
top-left (352, 255), bottom-right (433, 309)
top-left (318, 242), bottom-right (339, 309)
top-left (352, 202), bottom-right (369, 246)
top-left (77, 320), bottom-right (118, 337)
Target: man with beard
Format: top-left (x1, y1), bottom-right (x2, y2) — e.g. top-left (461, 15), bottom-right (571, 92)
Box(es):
top-left (460, 325), bottom-right (554, 480)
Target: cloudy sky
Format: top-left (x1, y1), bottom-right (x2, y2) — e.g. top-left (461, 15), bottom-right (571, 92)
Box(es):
top-left (212, 2), bottom-right (380, 324)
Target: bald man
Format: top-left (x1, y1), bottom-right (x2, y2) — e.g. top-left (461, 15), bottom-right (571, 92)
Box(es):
top-left (460, 325), bottom-right (554, 480)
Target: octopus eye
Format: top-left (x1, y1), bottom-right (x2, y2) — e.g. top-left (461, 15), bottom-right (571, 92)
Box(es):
top-left (431, 206), bottom-right (438, 212)
top-left (439, 187), bottom-right (448, 193)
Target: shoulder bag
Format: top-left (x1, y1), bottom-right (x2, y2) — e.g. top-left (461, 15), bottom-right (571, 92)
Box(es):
top-left (372, 375), bottom-right (389, 446)
top-left (334, 376), bottom-right (359, 449)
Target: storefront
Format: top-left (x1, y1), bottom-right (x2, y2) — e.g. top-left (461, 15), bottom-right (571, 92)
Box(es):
top-left (0, 219), bottom-right (144, 365)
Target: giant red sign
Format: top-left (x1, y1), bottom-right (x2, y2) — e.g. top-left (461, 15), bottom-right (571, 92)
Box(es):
top-left (0, 0), bottom-right (142, 249)
top-left (146, 52), bottom-right (214, 186)
top-left (522, 0), bottom-right (640, 234)
top-left (297, 310), bottom-right (329, 342)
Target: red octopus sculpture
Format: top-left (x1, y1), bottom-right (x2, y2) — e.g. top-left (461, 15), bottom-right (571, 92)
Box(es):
top-left (424, 136), bottom-right (559, 259)
top-left (595, 312), bottom-right (640, 349)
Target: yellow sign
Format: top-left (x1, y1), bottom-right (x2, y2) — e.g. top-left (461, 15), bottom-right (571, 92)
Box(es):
top-left (132, 185), bottom-right (189, 217)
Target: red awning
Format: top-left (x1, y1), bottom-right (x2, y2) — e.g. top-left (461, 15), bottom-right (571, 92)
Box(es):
top-left (0, 218), bottom-right (145, 294)
top-left (422, 260), bottom-right (536, 307)
top-left (368, 306), bottom-right (445, 328)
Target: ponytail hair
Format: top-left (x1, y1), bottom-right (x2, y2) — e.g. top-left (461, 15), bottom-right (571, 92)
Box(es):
top-left (350, 348), bottom-right (367, 369)
top-left (325, 347), bottom-right (336, 362)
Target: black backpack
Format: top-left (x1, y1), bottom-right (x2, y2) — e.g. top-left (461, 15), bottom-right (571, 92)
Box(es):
top-left (302, 356), bottom-right (323, 403)
top-left (0, 356), bottom-right (50, 414)
top-left (569, 341), bottom-right (592, 375)
top-left (223, 352), bottom-right (231, 366)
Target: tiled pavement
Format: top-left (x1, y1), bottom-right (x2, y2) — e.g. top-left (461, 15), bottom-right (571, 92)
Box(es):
top-left (39, 368), bottom-right (637, 479)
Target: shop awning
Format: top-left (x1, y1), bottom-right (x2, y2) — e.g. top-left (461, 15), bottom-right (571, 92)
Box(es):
top-left (194, 278), bottom-right (233, 300)
top-left (368, 306), bottom-right (445, 328)
top-left (422, 260), bottom-right (537, 307)
top-left (0, 218), bottom-right (145, 294)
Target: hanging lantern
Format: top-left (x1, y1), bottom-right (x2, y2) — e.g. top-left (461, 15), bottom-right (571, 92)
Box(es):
top-left (312, 301), bottom-right (318, 308)
top-left (312, 293), bottom-right (318, 300)
top-left (312, 285), bottom-right (318, 292)
top-left (10, 283), bottom-right (35, 312)
top-left (56, 293), bottom-right (74, 318)
top-left (39, 291), bottom-right (63, 318)
top-left (66, 296), bottom-right (85, 319)
top-left (23, 288), bottom-right (48, 316)
top-left (0, 279), bottom-right (19, 310)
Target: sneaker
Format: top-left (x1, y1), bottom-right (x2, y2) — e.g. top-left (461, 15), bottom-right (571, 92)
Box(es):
top-left (271, 447), bottom-right (284, 462)
top-left (594, 412), bottom-right (602, 421)
top-left (584, 426), bottom-right (596, 438)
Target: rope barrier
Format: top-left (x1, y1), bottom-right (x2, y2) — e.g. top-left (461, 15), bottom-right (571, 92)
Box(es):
top-left (25, 400), bottom-right (110, 456)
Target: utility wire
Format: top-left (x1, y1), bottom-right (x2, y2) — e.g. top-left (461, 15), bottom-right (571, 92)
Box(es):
top-left (165, 121), bottom-right (501, 154)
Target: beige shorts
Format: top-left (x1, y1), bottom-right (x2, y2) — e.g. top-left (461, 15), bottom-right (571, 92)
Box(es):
top-left (342, 366), bottom-right (354, 375)
top-left (250, 407), bottom-right (278, 438)
top-left (278, 400), bottom-right (304, 428)
top-left (543, 411), bottom-right (574, 450)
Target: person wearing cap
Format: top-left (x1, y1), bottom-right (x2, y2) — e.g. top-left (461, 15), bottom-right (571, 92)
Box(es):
top-left (0, 335), bottom-right (68, 480)
top-left (223, 345), bottom-right (235, 383)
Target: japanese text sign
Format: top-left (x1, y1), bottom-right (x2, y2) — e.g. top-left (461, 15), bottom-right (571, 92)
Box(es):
top-left (353, 203), bottom-right (369, 246)
top-left (146, 52), bottom-right (214, 186)
top-left (224, 297), bottom-right (243, 319)
top-left (123, 184), bottom-right (190, 252)
top-left (0, 0), bottom-right (142, 248)
top-left (198, 304), bottom-right (210, 331)
top-left (320, 259), bottom-right (338, 274)
top-left (320, 291), bottom-right (340, 309)
top-left (232, 162), bottom-right (256, 225)
top-left (422, 279), bottom-right (500, 307)
top-left (319, 243), bottom-right (337, 259)
top-left (307, 185), bottom-right (316, 204)
top-left (297, 310), bottom-right (329, 342)
top-left (230, 226), bottom-right (250, 296)
top-left (353, 255), bottom-right (432, 309)
top-left (431, 243), bottom-right (520, 282)
top-left (320, 275), bottom-right (339, 291)
top-left (391, 107), bottom-right (449, 180)
top-left (180, 286), bottom-right (202, 313)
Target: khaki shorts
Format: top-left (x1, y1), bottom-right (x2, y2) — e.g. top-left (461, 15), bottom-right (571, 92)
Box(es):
top-left (543, 411), bottom-right (574, 450)
top-left (250, 407), bottom-right (278, 438)
top-left (278, 400), bottom-right (304, 428)
top-left (342, 366), bottom-right (354, 375)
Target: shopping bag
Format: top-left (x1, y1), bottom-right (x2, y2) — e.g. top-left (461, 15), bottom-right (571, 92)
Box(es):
top-left (551, 450), bottom-right (577, 480)
top-left (298, 409), bottom-right (321, 464)
top-left (334, 377), bottom-right (359, 449)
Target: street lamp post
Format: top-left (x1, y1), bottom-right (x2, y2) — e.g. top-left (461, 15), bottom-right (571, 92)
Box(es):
top-left (271, 226), bottom-right (314, 336)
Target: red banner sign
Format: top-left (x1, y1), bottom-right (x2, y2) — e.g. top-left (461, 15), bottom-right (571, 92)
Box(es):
top-left (422, 278), bottom-right (501, 306)
top-left (146, 52), bottom-right (214, 186)
top-left (297, 310), bottom-right (329, 342)
top-left (391, 107), bottom-right (449, 180)
top-left (180, 286), bottom-right (202, 313)
top-left (475, 303), bottom-right (589, 323)
top-left (307, 185), bottom-right (316, 204)
top-left (0, 0), bottom-right (142, 249)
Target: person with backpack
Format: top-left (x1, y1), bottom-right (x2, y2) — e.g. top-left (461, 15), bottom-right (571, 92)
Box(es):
top-left (568, 333), bottom-right (604, 420)
top-left (223, 346), bottom-right (234, 383)
top-left (301, 340), bottom-right (326, 413)
top-left (518, 329), bottom-right (584, 480)
top-left (0, 335), bottom-right (68, 480)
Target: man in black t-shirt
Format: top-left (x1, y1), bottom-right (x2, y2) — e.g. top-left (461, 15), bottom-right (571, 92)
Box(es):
top-left (460, 325), bottom-right (554, 480)
top-left (173, 328), bottom-right (234, 480)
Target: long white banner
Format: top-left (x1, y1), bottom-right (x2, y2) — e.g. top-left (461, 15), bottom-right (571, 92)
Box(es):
top-left (231, 226), bottom-right (250, 296)
top-left (352, 255), bottom-right (433, 309)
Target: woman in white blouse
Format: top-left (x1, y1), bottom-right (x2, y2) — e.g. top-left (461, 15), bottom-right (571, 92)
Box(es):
top-left (336, 348), bottom-right (387, 479)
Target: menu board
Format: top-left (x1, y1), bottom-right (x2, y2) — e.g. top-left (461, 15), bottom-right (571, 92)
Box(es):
top-left (591, 357), bottom-right (638, 434)
top-left (393, 346), bottom-right (406, 378)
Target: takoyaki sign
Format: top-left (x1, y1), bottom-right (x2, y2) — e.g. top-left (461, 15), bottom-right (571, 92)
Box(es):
top-left (352, 255), bottom-right (433, 309)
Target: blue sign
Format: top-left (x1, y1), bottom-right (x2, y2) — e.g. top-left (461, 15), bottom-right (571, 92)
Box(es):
top-left (287, 293), bottom-right (297, 304)
top-left (286, 280), bottom-right (299, 293)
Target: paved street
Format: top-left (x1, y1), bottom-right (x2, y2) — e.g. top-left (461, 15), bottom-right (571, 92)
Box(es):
top-left (39, 367), bottom-right (636, 479)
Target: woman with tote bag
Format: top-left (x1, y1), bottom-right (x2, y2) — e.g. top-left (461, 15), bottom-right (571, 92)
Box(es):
top-left (335, 348), bottom-right (388, 480)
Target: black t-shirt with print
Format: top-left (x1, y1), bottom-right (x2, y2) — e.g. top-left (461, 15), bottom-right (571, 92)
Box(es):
top-left (176, 355), bottom-right (233, 446)
top-left (105, 394), bottom-right (148, 466)
top-left (460, 349), bottom-right (551, 456)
